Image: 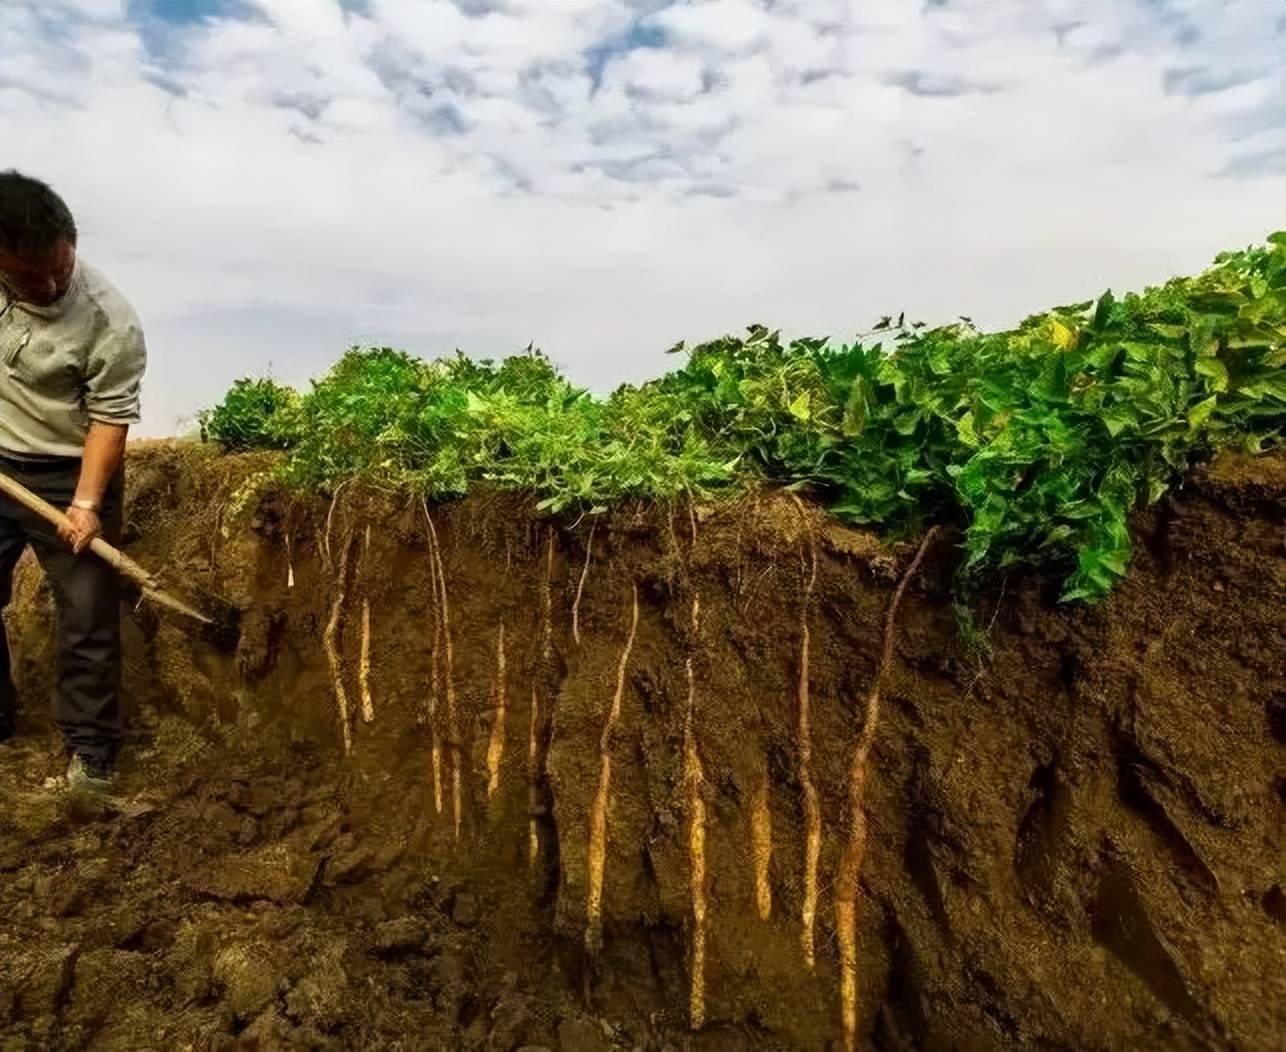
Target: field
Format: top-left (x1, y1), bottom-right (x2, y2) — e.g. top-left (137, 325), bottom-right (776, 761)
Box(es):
top-left (0, 241), bottom-right (1282, 1051)
top-left (206, 235), bottom-right (1285, 603)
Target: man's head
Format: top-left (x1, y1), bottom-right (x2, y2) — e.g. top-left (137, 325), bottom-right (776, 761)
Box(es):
top-left (0, 171), bottom-right (78, 307)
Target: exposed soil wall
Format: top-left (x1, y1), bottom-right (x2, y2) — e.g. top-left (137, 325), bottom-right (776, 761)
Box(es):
top-left (0, 443), bottom-right (1282, 1051)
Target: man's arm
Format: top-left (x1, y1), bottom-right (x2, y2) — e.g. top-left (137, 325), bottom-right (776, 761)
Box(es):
top-left (60, 421), bottom-right (127, 554)
top-left (67, 302), bottom-right (146, 554)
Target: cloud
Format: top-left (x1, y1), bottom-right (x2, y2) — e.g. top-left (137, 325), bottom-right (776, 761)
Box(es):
top-left (654, 2), bottom-right (777, 54)
top-left (1216, 144), bottom-right (1286, 181)
top-left (0, 0), bottom-right (1281, 437)
top-left (885, 70), bottom-right (1002, 98)
top-left (1051, 20), bottom-right (1086, 47)
top-left (585, 20), bottom-right (666, 92)
top-left (1162, 66), bottom-right (1264, 97)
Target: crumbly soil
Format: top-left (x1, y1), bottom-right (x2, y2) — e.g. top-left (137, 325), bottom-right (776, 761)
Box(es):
top-left (0, 442), bottom-right (1282, 1051)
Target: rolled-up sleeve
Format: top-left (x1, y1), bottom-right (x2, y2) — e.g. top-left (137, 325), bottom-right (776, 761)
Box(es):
top-left (85, 323), bottom-right (146, 426)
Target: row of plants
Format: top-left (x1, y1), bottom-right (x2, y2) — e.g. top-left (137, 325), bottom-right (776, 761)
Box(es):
top-left (203, 234), bottom-right (1285, 601)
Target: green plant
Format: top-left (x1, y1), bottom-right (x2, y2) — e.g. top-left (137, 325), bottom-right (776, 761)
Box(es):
top-left (205, 235), bottom-right (1286, 601)
top-left (200, 377), bottom-right (301, 450)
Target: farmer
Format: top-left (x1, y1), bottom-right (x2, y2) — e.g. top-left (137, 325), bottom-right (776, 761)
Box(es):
top-left (0, 171), bottom-right (146, 798)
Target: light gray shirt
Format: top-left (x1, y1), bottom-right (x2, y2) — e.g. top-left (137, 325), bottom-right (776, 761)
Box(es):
top-left (0, 259), bottom-right (146, 457)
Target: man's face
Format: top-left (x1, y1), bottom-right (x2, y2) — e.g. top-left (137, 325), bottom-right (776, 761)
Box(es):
top-left (0, 239), bottom-right (76, 307)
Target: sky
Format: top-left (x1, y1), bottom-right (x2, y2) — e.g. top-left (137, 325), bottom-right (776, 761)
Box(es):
top-left (1, 0), bottom-right (1283, 436)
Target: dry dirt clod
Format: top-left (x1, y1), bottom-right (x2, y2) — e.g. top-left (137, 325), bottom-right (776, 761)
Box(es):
top-left (373, 916), bottom-right (431, 954)
top-left (557, 1016), bottom-right (612, 1052)
top-left (241, 1007), bottom-right (293, 1046)
top-left (285, 946), bottom-right (349, 1033)
top-left (14, 943), bottom-right (78, 1018)
top-left (166, 919), bottom-right (219, 1006)
top-left (451, 889), bottom-right (481, 928)
top-left (67, 948), bottom-right (148, 1028)
top-left (186, 841), bottom-right (322, 904)
top-left (321, 840), bottom-right (373, 885)
top-left (213, 940), bottom-right (286, 1022)
top-left (488, 985), bottom-right (534, 1051)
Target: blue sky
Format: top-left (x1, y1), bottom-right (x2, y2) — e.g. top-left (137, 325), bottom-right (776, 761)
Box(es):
top-left (2, 0), bottom-right (1282, 435)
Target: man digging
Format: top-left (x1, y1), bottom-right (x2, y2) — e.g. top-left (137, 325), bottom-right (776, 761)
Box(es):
top-left (0, 171), bottom-right (146, 801)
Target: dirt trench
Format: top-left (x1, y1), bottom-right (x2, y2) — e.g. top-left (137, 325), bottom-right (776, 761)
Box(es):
top-left (0, 442), bottom-right (1282, 1051)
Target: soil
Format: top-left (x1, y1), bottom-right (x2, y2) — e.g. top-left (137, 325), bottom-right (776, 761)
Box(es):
top-left (0, 441), bottom-right (1282, 1051)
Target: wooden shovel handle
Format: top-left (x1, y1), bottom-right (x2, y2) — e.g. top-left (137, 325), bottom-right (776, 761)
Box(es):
top-left (0, 468), bottom-right (214, 624)
top-left (0, 469), bottom-right (157, 590)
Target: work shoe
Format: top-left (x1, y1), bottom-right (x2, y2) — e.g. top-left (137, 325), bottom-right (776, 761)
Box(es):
top-left (67, 753), bottom-right (118, 797)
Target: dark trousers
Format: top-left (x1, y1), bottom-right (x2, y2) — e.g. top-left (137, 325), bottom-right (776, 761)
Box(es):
top-left (0, 452), bottom-right (123, 764)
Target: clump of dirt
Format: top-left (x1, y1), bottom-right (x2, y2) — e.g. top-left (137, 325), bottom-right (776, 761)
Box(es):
top-left (0, 441), bottom-right (1282, 1051)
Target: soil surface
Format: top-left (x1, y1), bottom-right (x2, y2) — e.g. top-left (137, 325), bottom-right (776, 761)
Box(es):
top-left (0, 442), bottom-right (1282, 1051)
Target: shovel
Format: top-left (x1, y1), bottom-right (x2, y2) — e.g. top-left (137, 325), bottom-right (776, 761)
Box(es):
top-left (0, 467), bottom-right (218, 627)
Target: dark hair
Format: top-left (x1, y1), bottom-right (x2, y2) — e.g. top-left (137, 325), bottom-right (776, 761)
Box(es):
top-left (0, 171), bottom-right (77, 258)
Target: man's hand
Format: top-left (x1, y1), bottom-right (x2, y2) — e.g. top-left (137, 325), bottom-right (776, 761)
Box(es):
top-left (60, 505), bottom-right (101, 554)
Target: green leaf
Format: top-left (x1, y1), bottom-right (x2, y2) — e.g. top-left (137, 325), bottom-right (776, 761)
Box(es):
top-left (1101, 407), bottom-right (1133, 437)
top-left (1189, 317), bottom-right (1217, 357)
top-left (1186, 395), bottom-right (1218, 428)
top-left (1092, 290), bottom-right (1116, 332)
top-left (1188, 291), bottom-right (1246, 315)
top-left (788, 391), bottom-right (812, 422)
top-left (1194, 357), bottom-right (1229, 391)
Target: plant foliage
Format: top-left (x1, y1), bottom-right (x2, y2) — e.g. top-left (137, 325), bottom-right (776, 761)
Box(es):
top-left (205, 236), bottom-right (1286, 601)
top-left (200, 377), bottom-right (301, 451)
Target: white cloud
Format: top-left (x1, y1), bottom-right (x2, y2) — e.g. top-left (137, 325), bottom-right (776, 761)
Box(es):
top-left (655, 2), bottom-right (778, 54)
top-left (0, 0), bottom-right (1281, 436)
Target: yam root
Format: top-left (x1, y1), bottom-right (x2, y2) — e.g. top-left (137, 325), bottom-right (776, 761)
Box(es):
top-left (835, 528), bottom-right (939, 1052)
top-left (585, 582), bottom-right (640, 953)
top-left (323, 529), bottom-right (355, 756)
top-left (486, 623), bottom-right (507, 801)
top-left (683, 595), bottom-right (707, 1029)
top-left (798, 545), bottom-right (820, 969)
